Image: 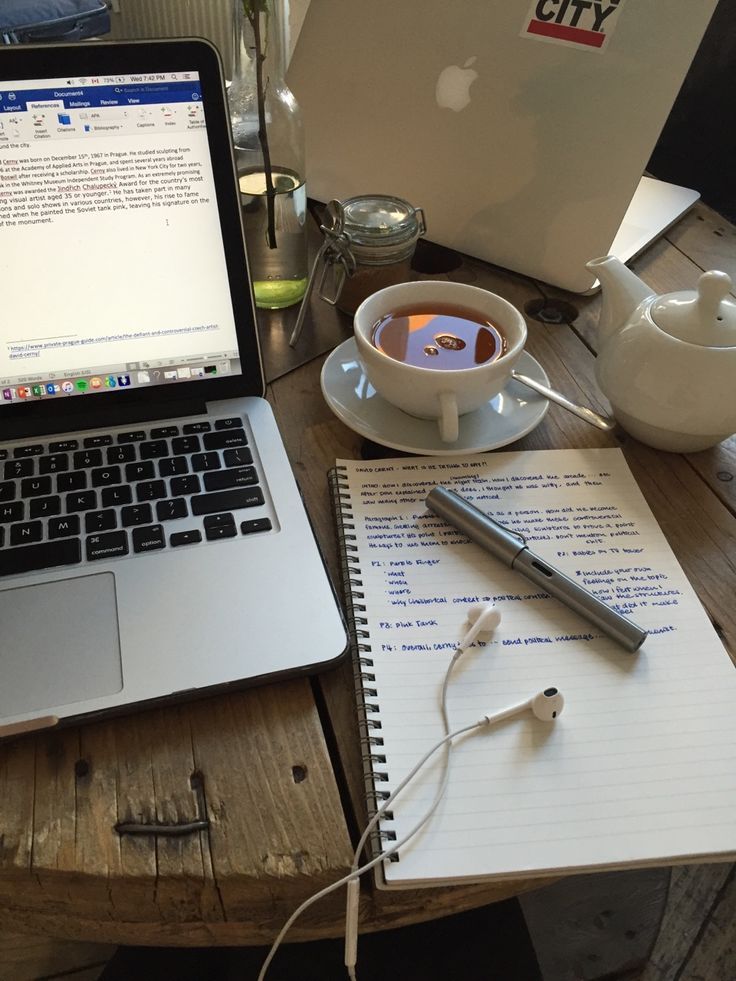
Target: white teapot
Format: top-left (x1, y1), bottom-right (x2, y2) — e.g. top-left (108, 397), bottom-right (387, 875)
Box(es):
top-left (586, 255), bottom-right (736, 452)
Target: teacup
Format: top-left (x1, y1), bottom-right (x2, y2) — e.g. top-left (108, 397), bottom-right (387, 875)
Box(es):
top-left (353, 281), bottom-right (527, 441)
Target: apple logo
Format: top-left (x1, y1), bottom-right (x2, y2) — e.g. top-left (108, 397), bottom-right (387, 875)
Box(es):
top-left (435, 57), bottom-right (478, 112)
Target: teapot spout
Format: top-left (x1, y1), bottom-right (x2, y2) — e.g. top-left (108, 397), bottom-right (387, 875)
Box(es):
top-left (587, 255), bottom-right (654, 348)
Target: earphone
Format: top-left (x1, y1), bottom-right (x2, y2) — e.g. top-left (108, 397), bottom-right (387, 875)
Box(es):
top-left (457, 601), bottom-right (502, 651)
top-left (256, 603), bottom-right (565, 981)
top-left (483, 687), bottom-right (565, 725)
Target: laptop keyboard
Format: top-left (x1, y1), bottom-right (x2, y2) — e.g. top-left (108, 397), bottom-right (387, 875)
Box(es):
top-left (0, 415), bottom-right (273, 579)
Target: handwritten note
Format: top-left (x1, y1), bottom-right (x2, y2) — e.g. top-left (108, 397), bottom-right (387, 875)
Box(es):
top-left (335, 449), bottom-right (736, 888)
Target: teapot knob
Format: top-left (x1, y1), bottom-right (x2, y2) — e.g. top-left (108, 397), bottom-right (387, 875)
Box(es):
top-left (697, 270), bottom-right (733, 323)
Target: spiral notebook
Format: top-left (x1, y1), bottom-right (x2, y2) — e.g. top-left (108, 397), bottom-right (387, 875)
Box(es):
top-left (329, 449), bottom-right (736, 889)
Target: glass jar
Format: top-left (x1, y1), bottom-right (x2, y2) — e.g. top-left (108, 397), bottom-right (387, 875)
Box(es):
top-left (326, 195), bottom-right (426, 315)
top-left (228, 0), bottom-right (308, 310)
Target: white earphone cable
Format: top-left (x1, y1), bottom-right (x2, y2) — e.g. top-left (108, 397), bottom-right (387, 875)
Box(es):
top-left (257, 603), bottom-right (509, 981)
top-left (256, 648), bottom-right (481, 981)
top-left (343, 646), bottom-right (463, 975)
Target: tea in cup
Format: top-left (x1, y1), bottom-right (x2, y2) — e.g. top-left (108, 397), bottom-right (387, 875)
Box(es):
top-left (353, 281), bottom-right (527, 441)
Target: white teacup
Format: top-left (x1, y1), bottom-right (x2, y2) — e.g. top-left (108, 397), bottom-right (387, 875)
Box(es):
top-left (354, 281), bottom-right (527, 442)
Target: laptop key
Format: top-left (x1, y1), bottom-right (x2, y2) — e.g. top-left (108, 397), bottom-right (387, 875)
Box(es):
top-left (121, 503), bottom-right (153, 527)
top-left (136, 480), bottom-right (167, 502)
top-left (107, 444), bottom-right (136, 464)
top-left (205, 523), bottom-right (237, 541)
top-left (156, 498), bottom-right (188, 521)
top-left (86, 531), bottom-right (129, 561)
top-left (84, 435), bottom-right (113, 448)
top-left (170, 474), bottom-right (200, 496)
top-left (92, 465), bottom-right (122, 487)
top-left (66, 490), bottom-right (98, 513)
top-left (5, 459), bottom-right (33, 479)
top-left (183, 422), bottom-right (211, 434)
top-left (0, 538), bottom-right (81, 577)
top-left (151, 426), bottom-right (179, 439)
top-left (171, 529), bottom-right (202, 547)
top-left (172, 435), bottom-right (201, 455)
top-left (49, 440), bottom-right (78, 452)
top-left (203, 513), bottom-right (237, 542)
top-left (13, 444), bottom-right (43, 458)
top-left (48, 515), bottom-right (80, 538)
top-left (10, 521), bottom-right (43, 546)
top-left (0, 482), bottom-right (16, 502)
top-left (241, 518), bottom-right (273, 535)
top-left (191, 452), bottom-right (221, 472)
top-left (21, 476), bottom-right (52, 498)
top-left (126, 461), bottom-right (155, 482)
top-left (74, 449), bottom-right (103, 469)
top-left (40, 453), bottom-right (70, 475)
top-left (223, 447), bottom-right (253, 467)
top-left (118, 430), bottom-right (146, 443)
top-left (30, 496), bottom-right (61, 519)
top-left (159, 456), bottom-right (189, 478)
top-left (85, 509), bottom-right (118, 534)
top-left (132, 524), bottom-right (166, 553)
top-left (140, 440), bottom-right (169, 460)
top-left (203, 430), bottom-right (247, 451)
top-left (203, 513), bottom-right (235, 529)
top-left (215, 417), bottom-right (243, 430)
top-left (101, 485), bottom-right (133, 507)
top-left (203, 467), bottom-right (258, 491)
top-left (0, 502), bottom-right (24, 523)
top-left (57, 471), bottom-right (87, 492)
top-left (191, 488), bottom-right (265, 515)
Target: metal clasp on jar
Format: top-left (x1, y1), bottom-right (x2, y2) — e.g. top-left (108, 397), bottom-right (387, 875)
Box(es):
top-left (289, 200), bottom-right (357, 347)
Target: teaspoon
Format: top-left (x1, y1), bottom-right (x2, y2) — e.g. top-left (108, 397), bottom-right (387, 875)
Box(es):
top-left (511, 370), bottom-right (616, 432)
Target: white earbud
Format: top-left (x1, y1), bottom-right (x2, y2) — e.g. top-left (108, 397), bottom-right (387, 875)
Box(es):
top-left (528, 687), bottom-right (565, 721)
top-left (458, 602), bottom-right (501, 650)
top-left (483, 687), bottom-right (565, 725)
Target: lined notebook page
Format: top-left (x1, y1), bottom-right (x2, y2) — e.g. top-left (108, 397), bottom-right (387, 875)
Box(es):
top-left (334, 449), bottom-right (736, 889)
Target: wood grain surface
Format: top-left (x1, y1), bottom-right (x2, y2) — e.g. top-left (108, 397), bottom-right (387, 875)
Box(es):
top-left (0, 202), bottom-right (733, 958)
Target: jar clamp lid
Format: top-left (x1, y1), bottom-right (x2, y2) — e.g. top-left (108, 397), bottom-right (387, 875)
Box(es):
top-left (339, 195), bottom-right (426, 262)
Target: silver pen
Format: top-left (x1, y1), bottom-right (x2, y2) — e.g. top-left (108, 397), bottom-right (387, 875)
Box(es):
top-left (426, 486), bottom-right (648, 653)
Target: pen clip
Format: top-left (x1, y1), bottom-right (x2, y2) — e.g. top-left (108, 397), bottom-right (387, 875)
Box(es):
top-left (490, 516), bottom-right (527, 547)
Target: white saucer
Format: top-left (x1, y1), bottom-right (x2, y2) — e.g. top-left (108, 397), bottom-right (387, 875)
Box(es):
top-left (320, 339), bottom-right (550, 456)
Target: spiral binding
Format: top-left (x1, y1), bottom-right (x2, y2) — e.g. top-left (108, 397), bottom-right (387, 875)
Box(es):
top-left (329, 466), bottom-right (398, 863)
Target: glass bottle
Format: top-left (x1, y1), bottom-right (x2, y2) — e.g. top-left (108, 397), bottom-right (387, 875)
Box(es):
top-left (228, 0), bottom-right (308, 309)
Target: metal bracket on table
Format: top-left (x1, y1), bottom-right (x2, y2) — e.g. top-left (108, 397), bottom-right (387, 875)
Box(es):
top-left (114, 771), bottom-right (210, 838)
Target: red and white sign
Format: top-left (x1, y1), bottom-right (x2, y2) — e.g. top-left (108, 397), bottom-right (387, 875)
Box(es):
top-left (522, 0), bottom-right (624, 51)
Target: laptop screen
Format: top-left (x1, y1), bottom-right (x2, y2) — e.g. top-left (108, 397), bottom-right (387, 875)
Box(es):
top-left (0, 40), bottom-right (261, 434)
top-left (0, 69), bottom-right (242, 406)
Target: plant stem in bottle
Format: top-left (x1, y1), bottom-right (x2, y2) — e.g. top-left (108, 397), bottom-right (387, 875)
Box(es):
top-left (239, 168), bottom-right (308, 309)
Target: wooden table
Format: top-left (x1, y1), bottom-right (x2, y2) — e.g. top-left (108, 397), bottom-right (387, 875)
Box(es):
top-left (0, 202), bottom-right (734, 949)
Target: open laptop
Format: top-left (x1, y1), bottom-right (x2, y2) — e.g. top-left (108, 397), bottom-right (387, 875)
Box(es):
top-left (287, 0), bottom-right (717, 293)
top-left (0, 38), bottom-right (347, 738)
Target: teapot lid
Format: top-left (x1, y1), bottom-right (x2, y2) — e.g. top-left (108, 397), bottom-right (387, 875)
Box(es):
top-left (651, 270), bottom-right (736, 347)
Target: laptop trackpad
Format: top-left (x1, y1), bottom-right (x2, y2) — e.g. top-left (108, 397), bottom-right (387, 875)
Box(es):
top-left (0, 573), bottom-right (123, 719)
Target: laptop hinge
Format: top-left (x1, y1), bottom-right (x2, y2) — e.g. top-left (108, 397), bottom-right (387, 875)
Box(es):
top-left (1, 398), bottom-right (209, 443)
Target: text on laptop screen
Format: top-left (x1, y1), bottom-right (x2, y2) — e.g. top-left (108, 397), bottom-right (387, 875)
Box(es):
top-left (0, 71), bottom-right (241, 404)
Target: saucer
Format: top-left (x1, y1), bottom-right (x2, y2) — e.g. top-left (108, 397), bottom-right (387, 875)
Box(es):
top-left (320, 339), bottom-right (550, 456)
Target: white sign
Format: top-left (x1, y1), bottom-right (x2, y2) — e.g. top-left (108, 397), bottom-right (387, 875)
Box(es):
top-left (521, 0), bottom-right (625, 51)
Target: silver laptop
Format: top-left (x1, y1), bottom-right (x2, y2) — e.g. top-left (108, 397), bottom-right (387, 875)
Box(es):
top-left (0, 38), bottom-right (346, 738)
top-left (287, 0), bottom-right (717, 293)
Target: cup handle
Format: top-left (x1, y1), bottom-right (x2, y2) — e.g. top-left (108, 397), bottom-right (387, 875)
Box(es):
top-left (438, 391), bottom-right (459, 443)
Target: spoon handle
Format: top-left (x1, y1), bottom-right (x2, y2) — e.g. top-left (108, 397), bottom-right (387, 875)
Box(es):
top-left (511, 371), bottom-right (616, 432)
